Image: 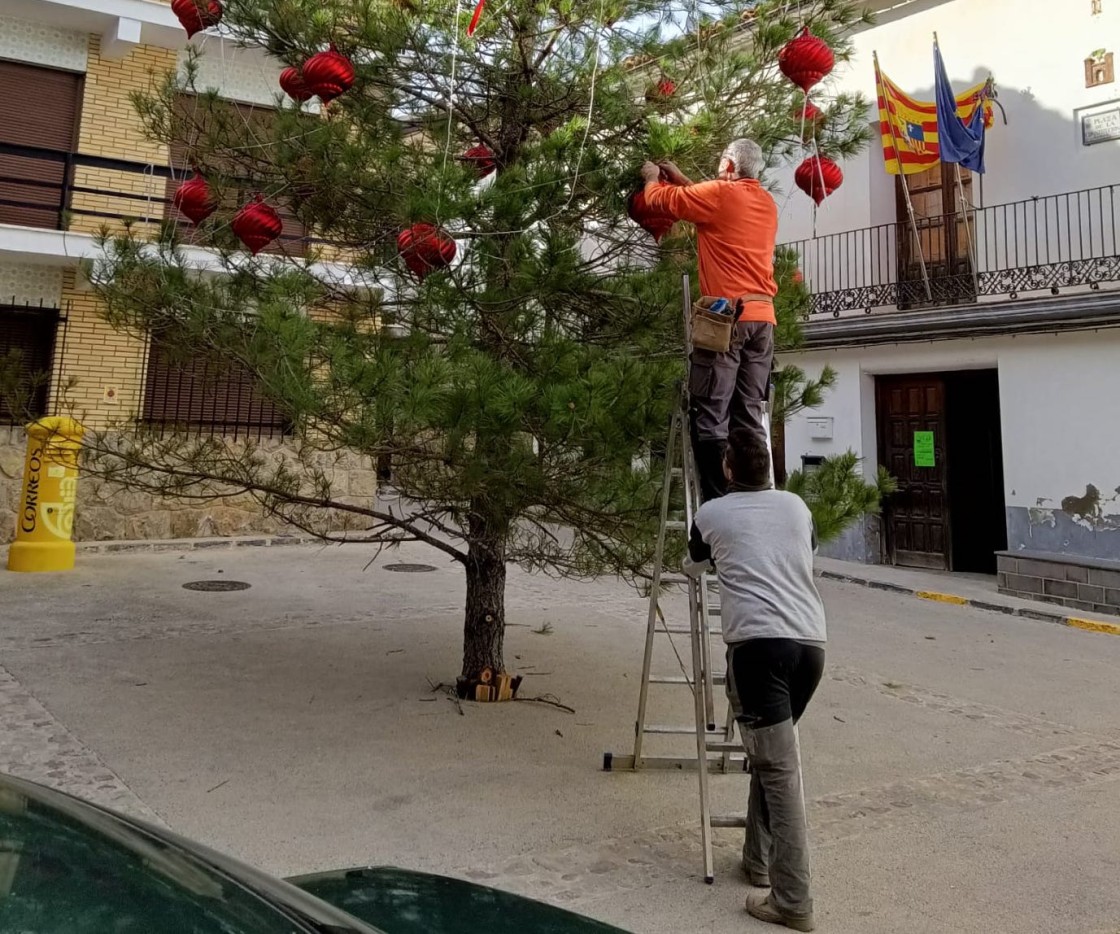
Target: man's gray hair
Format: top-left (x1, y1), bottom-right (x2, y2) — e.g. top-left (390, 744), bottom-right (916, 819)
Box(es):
top-left (719, 138), bottom-right (765, 180)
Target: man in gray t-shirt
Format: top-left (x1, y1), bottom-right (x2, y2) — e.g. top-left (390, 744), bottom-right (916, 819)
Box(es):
top-left (684, 428), bottom-right (825, 933)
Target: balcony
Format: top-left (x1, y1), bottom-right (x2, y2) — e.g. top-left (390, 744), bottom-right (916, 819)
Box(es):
top-left (0, 140), bottom-right (309, 257)
top-left (784, 185), bottom-right (1120, 322)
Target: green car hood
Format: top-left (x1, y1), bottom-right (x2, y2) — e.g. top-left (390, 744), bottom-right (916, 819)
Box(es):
top-left (289, 866), bottom-right (630, 934)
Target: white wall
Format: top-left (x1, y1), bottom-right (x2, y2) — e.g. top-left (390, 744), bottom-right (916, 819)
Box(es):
top-left (774, 0), bottom-right (1120, 245)
top-left (781, 328), bottom-right (1120, 512)
top-left (0, 13), bottom-right (88, 71)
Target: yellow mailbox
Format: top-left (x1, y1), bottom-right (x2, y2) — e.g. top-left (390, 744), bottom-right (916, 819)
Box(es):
top-left (7, 416), bottom-right (85, 573)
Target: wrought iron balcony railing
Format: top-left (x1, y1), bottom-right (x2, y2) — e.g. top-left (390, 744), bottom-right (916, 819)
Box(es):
top-left (0, 140), bottom-right (309, 257)
top-left (782, 184), bottom-right (1120, 318)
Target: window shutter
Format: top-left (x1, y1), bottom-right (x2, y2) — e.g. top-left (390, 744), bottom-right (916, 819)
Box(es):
top-left (0, 61), bottom-right (82, 229)
top-left (166, 94), bottom-right (307, 256)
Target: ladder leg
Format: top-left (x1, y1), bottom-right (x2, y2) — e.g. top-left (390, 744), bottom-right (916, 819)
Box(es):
top-left (632, 408), bottom-right (682, 769)
top-left (698, 583), bottom-right (717, 731)
top-left (689, 576), bottom-right (715, 885)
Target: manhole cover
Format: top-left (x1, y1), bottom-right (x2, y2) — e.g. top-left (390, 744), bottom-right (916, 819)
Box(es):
top-left (182, 580), bottom-right (252, 592)
top-left (383, 563), bottom-right (437, 573)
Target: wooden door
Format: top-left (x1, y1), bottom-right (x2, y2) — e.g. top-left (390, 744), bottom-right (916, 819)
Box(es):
top-left (877, 375), bottom-right (950, 570)
top-left (896, 163), bottom-right (976, 307)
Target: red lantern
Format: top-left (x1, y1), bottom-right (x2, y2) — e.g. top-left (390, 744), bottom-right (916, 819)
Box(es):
top-left (627, 183), bottom-right (676, 243)
top-left (397, 223), bottom-right (457, 280)
top-left (778, 27), bottom-right (835, 93)
top-left (645, 77), bottom-right (676, 102)
top-left (232, 195), bottom-right (283, 255)
top-left (461, 144), bottom-right (496, 178)
top-left (796, 100), bottom-right (823, 123)
top-left (302, 46), bottom-right (355, 104)
top-left (172, 173), bottom-right (216, 226)
top-left (794, 155), bottom-right (843, 205)
top-left (171, 0), bottom-right (223, 38)
top-left (279, 66), bottom-right (313, 103)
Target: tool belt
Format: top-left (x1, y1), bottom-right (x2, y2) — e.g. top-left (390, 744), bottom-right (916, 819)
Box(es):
top-left (690, 293), bottom-right (774, 353)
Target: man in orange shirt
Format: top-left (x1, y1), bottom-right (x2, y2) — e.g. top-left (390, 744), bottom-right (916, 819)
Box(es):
top-left (641, 139), bottom-right (779, 501)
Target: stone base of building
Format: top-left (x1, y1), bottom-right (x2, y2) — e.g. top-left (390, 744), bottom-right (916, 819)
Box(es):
top-left (817, 514), bottom-right (883, 565)
top-left (1, 431), bottom-right (379, 544)
top-left (997, 551), bottom-right (1120, 618)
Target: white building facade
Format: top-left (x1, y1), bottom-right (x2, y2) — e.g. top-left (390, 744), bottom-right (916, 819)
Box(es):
top-left (775, 0), bottom-right (1120, 614)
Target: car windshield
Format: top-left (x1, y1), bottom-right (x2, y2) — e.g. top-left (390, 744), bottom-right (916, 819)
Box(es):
top-left (0, 780), bottom-right (354, 934)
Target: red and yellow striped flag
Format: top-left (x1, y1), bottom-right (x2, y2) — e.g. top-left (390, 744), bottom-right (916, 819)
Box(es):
top-left (875, 57), bottom-right (994, 175)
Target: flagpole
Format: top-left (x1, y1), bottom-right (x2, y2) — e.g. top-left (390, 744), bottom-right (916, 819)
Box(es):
top-left (875, 50), bottom-right (932, 302)
top-left (935, 33), bottom-right (980, 298)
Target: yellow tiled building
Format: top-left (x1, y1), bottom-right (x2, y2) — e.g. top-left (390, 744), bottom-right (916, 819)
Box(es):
top-left (0, 2), bottom-right (374, 543)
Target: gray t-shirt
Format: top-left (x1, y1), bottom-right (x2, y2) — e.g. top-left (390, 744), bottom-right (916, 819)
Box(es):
top-left (693, 489), bottom-right (827, 645)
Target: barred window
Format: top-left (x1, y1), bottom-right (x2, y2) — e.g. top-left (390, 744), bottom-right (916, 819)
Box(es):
top-left (0, 306), bottom-right (59, 425)
top-left (141, 334), bottom-right (291, 440)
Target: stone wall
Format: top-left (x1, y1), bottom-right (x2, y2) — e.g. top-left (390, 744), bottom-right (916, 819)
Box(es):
top-left (1, 430), bottom-right (379, 544)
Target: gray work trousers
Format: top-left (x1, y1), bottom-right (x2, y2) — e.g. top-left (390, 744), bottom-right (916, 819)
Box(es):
top-left (689, 320), bottom-right (774, 442)
top-left (726, 639), bottom-right (823, 920)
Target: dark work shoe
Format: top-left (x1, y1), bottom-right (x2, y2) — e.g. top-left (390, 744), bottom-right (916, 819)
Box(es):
top-left (745, 891), bottom-right (815, 932)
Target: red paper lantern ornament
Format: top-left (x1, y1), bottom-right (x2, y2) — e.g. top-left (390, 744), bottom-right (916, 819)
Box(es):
top-left (172, 173), bottom-right (216, 226)
top-left (397, 223), bottom-right (457, 280)
top-left (172, 0), bottom-right (223, 38)
top-left (796, 100), bottom-right (823, 123)
top-left (645, 77), bottom-right (676, 102)
top-left (794, 155), bottom-right (843, 205)
top-left (627, 183), bottom-right (676, 243)
top-left (302, 46), bottom-right (355, 104)
top-left (779, 27), bottom-right (835, 93)
top-left (232, 194), bottom-right (283, 255)
top-left (461, 144), bottom-right (497, 178)
top-left (279, 66), bottom-right (313, 103)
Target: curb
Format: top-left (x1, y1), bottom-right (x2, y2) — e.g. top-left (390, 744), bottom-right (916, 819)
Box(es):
top-left (75, 534), bottom-right (321, 555)
top-left (816, 570), bottom-right (1120, 637)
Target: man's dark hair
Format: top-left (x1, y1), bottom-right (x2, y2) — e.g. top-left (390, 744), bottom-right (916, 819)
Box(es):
top-left (724, 427), bottom-right (771, 490)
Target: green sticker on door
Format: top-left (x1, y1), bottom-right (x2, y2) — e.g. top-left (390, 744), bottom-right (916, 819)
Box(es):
top-left (913, 431), bottom-right (935, 467)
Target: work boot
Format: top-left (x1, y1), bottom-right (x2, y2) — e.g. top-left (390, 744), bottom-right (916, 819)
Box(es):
top-left (692, 438), bottom-right (727, 502)
top-left (742, 719), bottom-right (813, 920)
top-left (745, 891), bottom-right (815, 932)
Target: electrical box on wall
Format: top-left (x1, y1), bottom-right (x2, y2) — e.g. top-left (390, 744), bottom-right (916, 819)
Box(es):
top-left (806, 416), bottom-right (833, 440)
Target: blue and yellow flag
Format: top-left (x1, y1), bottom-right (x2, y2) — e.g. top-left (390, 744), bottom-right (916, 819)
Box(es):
top-left (875, 54), bottom-right (993, 175)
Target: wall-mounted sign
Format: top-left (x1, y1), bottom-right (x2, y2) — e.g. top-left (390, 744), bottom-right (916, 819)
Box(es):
top-left (1085, 51), bottom-right (1115, 88)
top-left (1083, 106), bottom-right (1120, 144)
top-left (913, 431), bottom-right (935, 468)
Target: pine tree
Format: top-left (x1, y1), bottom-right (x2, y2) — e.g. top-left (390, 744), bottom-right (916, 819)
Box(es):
top-left (81, 0), bottom-right (873, 692)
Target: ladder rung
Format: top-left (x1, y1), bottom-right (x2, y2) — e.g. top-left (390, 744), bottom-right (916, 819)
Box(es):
top-left (649, 673), bottom-right (726, 686)
top-left (711, 815), bottom-right (748, 829)
top-left (644, 725), bottom-right (727, 736)
top-left (665, 520), bottom-right (687, 531)
top-left (658, 575), bottom-right (689, 585)
top-left (707, 606), bottom-right (721, 616)
top-left (661, 626), bottom-right (721, 636)
top-left (705, 741), bottom-right (742, 753)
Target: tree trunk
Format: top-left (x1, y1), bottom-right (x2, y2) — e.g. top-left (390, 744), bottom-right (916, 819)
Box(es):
top-left (459, 517), bottom-right (508, 686)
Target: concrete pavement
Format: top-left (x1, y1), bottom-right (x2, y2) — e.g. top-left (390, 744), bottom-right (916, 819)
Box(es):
top-left (1, 543), bottom-right (1119, 933)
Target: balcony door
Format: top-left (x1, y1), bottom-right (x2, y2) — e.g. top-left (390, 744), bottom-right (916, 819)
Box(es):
top-left (896, 163), bottom-right (977, 308)
top-left (0, 61), bottom-right (83, 229)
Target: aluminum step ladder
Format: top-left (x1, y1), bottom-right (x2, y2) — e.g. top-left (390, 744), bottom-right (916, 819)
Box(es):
top-left (602, 274), bottom-right (763, 884)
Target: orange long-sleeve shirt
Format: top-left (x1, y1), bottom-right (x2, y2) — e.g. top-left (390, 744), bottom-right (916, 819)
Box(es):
top-left (644, 178), bottom-right (779, 325)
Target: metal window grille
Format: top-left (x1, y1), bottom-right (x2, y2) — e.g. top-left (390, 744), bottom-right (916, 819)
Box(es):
top-left (0, 303), bottom-right (62, 427)
top-left (140, 334), bottom-right (292, 440)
